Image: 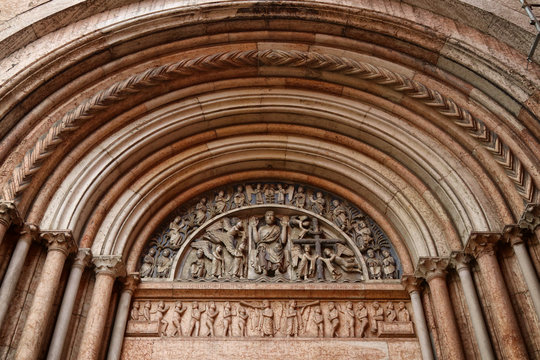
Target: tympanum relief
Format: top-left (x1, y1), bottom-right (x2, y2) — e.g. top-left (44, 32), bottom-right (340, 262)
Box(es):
top-left (139, 182), bottom-right (400, 282)
top-left (126, 300), bottom-right (414, 339)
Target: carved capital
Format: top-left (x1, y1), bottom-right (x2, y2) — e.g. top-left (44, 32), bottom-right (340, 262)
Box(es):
top-left (19, 223), bottom-right (40, 243)
top-left (40, 230), bottom-right (77, 256)
top-left (73, 248), bottom-right (92, 269)
top-left (401, 275), bottom-right (422, 293)
top-left (414, 257), bottom-right (449, 282)
top-left (450, 251), bottom-right (473, 271)
top-left (122, 273), bottom-right (140, 293)
top-left (519, 203), bottom-right (540, 232)
top-left (465, 233), bottom-right (500, 259)
top-left (0, 201), bottom-right (21, 227)
top-left (93, 255), bottom-right (126, 278)
top-left (503, 225), bottom-right (527, 246)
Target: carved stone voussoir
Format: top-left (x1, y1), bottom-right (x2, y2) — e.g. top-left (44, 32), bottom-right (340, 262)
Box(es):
top-left (0, 201), bottom-right (21, 227)
top-left (93, 255), bottom-right (126, 278)
top-left (465, 233), bottom-right (501, 259)
top-left (414, 257), bottom-right (449, 281)
top-left (40, 230), bottom-right (76, 256)
top-left (518, 203), bottom-right (540, 232)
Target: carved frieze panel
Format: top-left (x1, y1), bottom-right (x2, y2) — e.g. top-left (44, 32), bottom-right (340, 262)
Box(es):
top-left (140, 182), bottom-right (401, 282)
top-left (126, 299), bottom-right (414, 339)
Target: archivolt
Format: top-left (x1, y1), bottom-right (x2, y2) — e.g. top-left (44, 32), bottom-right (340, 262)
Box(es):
top-left (3, 49), bottom-right (538, 210)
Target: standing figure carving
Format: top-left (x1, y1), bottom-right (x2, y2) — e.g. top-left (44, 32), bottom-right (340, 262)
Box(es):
top-left (156, 249), bottom-right (173, 278)
top-left (294, 244), bottom-right (318, 280)
top-left (140, 248), bottom-right (156, 278)
top-left (331, 200), bottom-right (350, 230)
top-left (189, 248), bottom-right (207, 279)
top-left (250, 211), bottom-right (288, 276)
top-left (385, 302), bottom-right (396, 322)
top-left (313, 306), bottom-right (324, 337)
top-left (310, 191), bottom-right (326, 214)
top-left (205, 302), bottom-right (219, 336)
top-left (355, 302), bottom-right (368, 337)
top-left (327, 301), bottom-right (340, 337)
top-left (213, 190), bottom-right (230, 214)
top-left (285, 300), bottom-right (302, 337)
top-left (382, 250), bottom-right (397, 279)
top-left (131, 302), bottom-right (141, 320)
top-left (188, 302), bottom-right (205, 336)
top-left (397, 302), bottom-right (410, 322)
top-left (231, 186), bottom-right (247, 208)
top-left (237, 305), bottom-right (249, 336)
top-left (154, 301), bottom-right (170, 336)
top-left (171, 301), bottom-right (186, 336)
top-left (366, 249), bottom-right (382, 279)
top-left (222, 302), bottom-right (233, 336)
top-left (340, 302), bottom-right (355, 337)
top-left (195, 197), bottom-right (208, 225)
top-left (292, 186), bottom-right (306, 208)
top-left (370, 301), bottom-right (384, 334)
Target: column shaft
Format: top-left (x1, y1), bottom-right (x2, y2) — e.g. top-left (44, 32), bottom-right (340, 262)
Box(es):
top-left (107, 289), bottom-right (133, 360)
top-left (456, 266), bottom-right (495, 359)
top-left (0, 232), bottom-right (33, 326)
top-left (476, 253), bottom-right (529, 358)
top-left (14, 250), bottom-right (68, 360)
top-left (427, 276), bottom-right (466, 360)
top-left (409, 290), bottom-right (434, 360)
top-left (46, 249), bottom-right (91, 360)
top-left (513, 242), bottom-right (540, 322)
top-left (77, 273), bottom-right (116, 360)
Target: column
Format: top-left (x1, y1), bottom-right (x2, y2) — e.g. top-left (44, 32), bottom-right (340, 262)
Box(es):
top-left (0, 201), bottom-right (20, 247)
top-left (0, 224), bottom-right (39, 326)
top-left (77, 255), bottom-right (125, 360)
top-left (504, 226), bottom-right (540, 323)
top-left (107, 273), bottom-right (140, 360)
top-left (466, 233), bottom-right (528, 359)
top-left (402, 275), bottom-right (434, 360)
top-left (415, 257), bottom-right (465, 360)
top-left (450, 252), bottom-right (495, 360)
top-left (46, 248), bottom-right (92, 360)
top-left (15, 231), bottom-right (76, 360)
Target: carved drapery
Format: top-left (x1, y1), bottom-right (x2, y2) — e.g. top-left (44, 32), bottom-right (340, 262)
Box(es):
top-left (138, 182), bottom-right (401, 282)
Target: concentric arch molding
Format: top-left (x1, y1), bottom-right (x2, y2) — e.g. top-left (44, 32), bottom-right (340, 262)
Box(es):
top-left (2, 49), bottom-right (537, 204)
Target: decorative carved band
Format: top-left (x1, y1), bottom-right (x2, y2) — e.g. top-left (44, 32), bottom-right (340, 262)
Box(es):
top-left (126, 299), bottom-right (414, 339)
top-left (0, 201), bottom-right (20, 227)
top-left (465, 233), bottom-right (501, 259)
top-left (93, 255), bottom-right (126, 278)
top-left (2, 50), bottom-right (536, 205)
top-left (414, 257), bottom-right (449, 282)
top-left (40, 230), bottom-right (77, 256)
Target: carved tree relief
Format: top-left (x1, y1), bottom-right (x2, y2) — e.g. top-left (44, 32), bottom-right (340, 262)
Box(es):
top-left (139, 182), bottom-right (401, 282)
